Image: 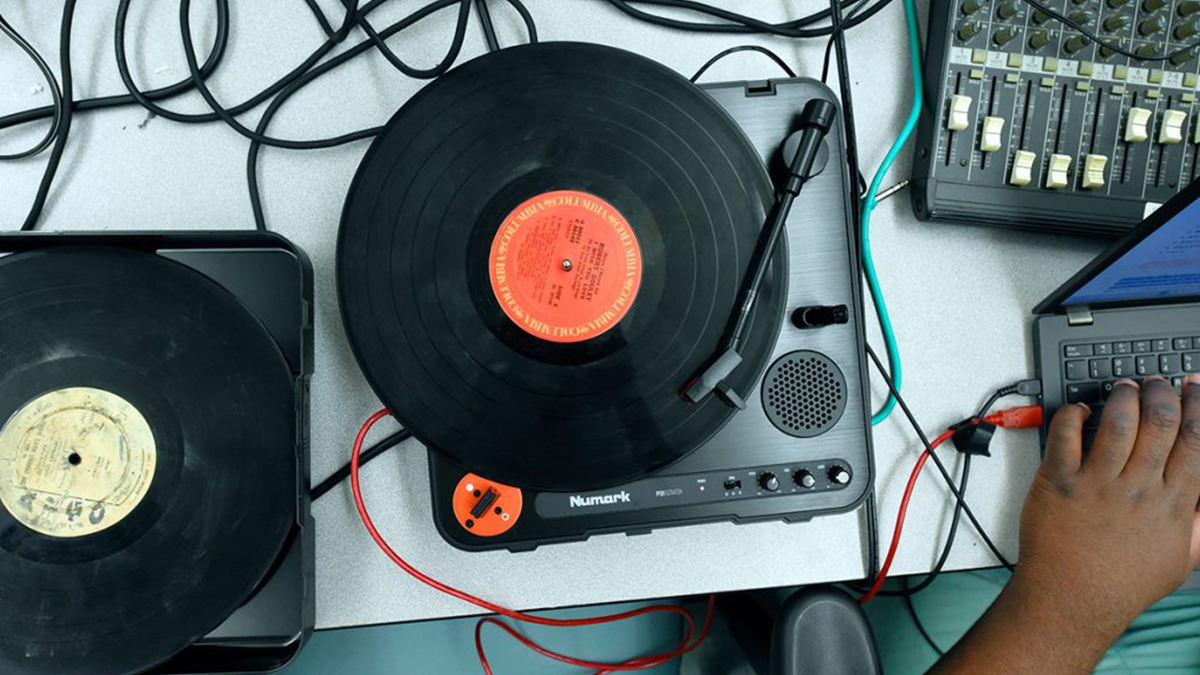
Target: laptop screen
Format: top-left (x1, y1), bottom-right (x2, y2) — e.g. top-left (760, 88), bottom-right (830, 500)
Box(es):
top-left (1064, 199), bottom-right (1200, 306)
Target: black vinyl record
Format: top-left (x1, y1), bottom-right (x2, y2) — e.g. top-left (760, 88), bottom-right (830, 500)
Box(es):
top-left (0, 247), bottom-right (296, 675)
top-left (338, 42), bottom-right (785, 491)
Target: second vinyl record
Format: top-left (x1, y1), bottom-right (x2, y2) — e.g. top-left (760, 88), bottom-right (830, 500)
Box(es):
top-left (0, 247), bottom-right (297, 675)
top-left (339, 43), bottom-right (785, 491)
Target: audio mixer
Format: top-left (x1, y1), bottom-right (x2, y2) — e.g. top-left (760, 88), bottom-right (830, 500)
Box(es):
top-left (913, 0), bottom-right (1200, 235)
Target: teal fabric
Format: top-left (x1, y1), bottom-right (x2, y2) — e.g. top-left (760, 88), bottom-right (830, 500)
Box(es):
top-left (865, 570), bottom-right (1200, 675)
top-left (282, 601), bottom-right (685, 675)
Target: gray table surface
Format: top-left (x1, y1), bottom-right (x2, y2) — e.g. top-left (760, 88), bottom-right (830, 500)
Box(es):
top-left (0, 0), bottom-right (1107, 629)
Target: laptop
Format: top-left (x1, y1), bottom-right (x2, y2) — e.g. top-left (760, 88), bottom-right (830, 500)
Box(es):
top-left (1033, 180), bottom-right (1200, 444)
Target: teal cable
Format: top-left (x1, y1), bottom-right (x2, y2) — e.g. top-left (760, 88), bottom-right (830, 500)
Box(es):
top-left (864, 0), bottom-right (922, 426)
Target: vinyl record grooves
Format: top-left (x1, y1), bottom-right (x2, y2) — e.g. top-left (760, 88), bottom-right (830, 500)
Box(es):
top-left (0, 247), bottom-right (296, 675)
top-left (338, 42), bottom-right (785, 491)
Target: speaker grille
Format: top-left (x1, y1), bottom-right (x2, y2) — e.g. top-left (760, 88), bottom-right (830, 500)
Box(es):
top-left (762, 351), bottom-right (847, 438)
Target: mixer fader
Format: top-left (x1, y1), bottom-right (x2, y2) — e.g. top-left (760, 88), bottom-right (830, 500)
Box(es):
top-left (913, 0), bottom-right (1200, 234)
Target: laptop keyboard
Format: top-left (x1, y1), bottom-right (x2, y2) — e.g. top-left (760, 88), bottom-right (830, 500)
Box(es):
top-left (1063, 336), bottom-right (1198, 428)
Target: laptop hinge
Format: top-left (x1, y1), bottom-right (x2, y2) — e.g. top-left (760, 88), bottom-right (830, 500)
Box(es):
top-left (1066, 304), bottom-right (1094, 326)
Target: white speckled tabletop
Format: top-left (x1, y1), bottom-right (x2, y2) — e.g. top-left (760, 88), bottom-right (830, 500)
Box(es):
top-left (0, 0), bottom-right (1106, 629)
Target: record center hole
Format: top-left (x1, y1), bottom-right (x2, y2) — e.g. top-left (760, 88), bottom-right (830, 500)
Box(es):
top-left (68, 452), bottom-right (82, 466)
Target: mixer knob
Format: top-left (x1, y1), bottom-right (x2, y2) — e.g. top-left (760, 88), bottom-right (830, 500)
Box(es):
top-left (1033, 9), bottom-right (1053, 23)
top-left (1135, 43), bottom-right (1160, 59)
top-left (1069, 9), bottom-right (1094, 24)
top-left (961, 0), bottom-right (984, 14)
top-left (1103, 14), bottom-right (1129, 30)
top-left (958, 21), bottom-right (981, 41)
top-left (1064, 34), bottom-right (1089, 53)
top-left (1172, 49), bottom-right (1197, 66)
top-left (1029, 30), bottom-right (1050, 49)
top-left (794, 470), bottom-right (816, 489)
top-left (1099, 44), bottom-right (1117, 58)
top-left (1144, 0), bottom-right (1167, 10)
top-left (997, 1), bottom-right (1019, 18)
top-left (1108, 0), bottom-right (1130, 9)
top-left (1180, 0), bottom-right (1200, 17)
top-left (1071, 0), bottom-right (1089, 5)
top-left (1139, 15), bottom-right (1166, 35)
top-left (993, 26), bottom-right (1019, 46)
top-left (1176, 21), bottom-right (1200, 39)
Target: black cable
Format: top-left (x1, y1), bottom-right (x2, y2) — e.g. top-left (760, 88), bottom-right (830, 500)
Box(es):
top-left (475, 0), bottom-right (501, 51)
top-left (874, 454), bottom-right (970, 597)
top-left (689, 44), bottom-right (796, 82)
top-left (312, 428), bottom-right (413, 500)
top-left (874, 383), bottom-right (1019, 598)
top-left (505, 0), bottom-right (538, 42)
top-left (1020, 0), bottom-right (1200, 62)
top-left (819, 0), bottom-right (873, 84)
top-left (303, 0), bottom-right (337, 36)
top-left (19, 0), bottom-right (77, 231)
top-left (865, 344), bottom-right (1015, 571)
top-left (173, 0), bottom-right (378, 150)
top-left (827, 0), bottom-right (864, 269)
top-left (246, 0), bottom-right (492, 229)
top-left (600, 0), bottom-right (896, 39)
top-left (0, 1), bottom-right (231, 136)
top-left (0, 14), bottom-right (63, 160)
top-left (349, 0), bottom-right (478, 78)
top-left (903, 578), bottom-right (945, 657)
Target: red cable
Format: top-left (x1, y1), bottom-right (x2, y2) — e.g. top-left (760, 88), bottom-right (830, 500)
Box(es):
top-left (350, 409), bottom-right (715, 674)
top-left (858, 429), bottom-right (955, 605)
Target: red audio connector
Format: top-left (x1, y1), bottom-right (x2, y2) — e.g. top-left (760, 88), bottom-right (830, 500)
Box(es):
top-left (983, 406), bottom-right (1044, 429)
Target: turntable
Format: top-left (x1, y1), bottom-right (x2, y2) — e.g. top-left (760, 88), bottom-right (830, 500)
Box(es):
top-left (337, 43), bottom-right (873, 552)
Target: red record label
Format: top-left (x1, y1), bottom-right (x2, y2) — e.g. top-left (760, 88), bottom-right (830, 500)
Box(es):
top-left (489, 190), bottom-right (642, 343)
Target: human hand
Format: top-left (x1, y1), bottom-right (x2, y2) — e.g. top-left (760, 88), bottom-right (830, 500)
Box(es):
top-left (1016, 375), bottom-right (1200, 636)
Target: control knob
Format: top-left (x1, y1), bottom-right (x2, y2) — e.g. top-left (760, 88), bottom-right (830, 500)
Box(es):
top-left (1139, 15), bottom-right (1166, 35)
top-left (1103, 14), bottom-right (1129, 31)
top-left (993, 26), bottom-right (1019, 46)
top-left (794, 470), bottom-right (817, 489)
top-left (828, 466), bottom-right (851, 486)
top-left (1064, 34), bottom-right (1088, 53)
top-left (759, 472), bottom-right (780, 492)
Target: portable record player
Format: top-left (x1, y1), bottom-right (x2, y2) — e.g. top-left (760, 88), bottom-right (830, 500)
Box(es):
top-left (0, 232), bottom-right (314, 675)
top-left (337, 43), bottom-right (872, 552)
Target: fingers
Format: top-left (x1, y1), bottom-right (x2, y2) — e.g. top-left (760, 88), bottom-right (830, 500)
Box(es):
top-left (1190, 511), bottom-right (1200, 571)
top-left (1083, 379), bottom-right (1141, 481)
top-left (1166, 374), bottom-right (1200, 504)
top-left (1123, 376), bottom-right (1182, 483)
top-left (1042, 402), bottom-right (1088, 481)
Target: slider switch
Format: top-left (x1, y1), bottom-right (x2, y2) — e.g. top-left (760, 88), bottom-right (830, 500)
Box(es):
top-left (1126, 107), bottom-right (1152, 142)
